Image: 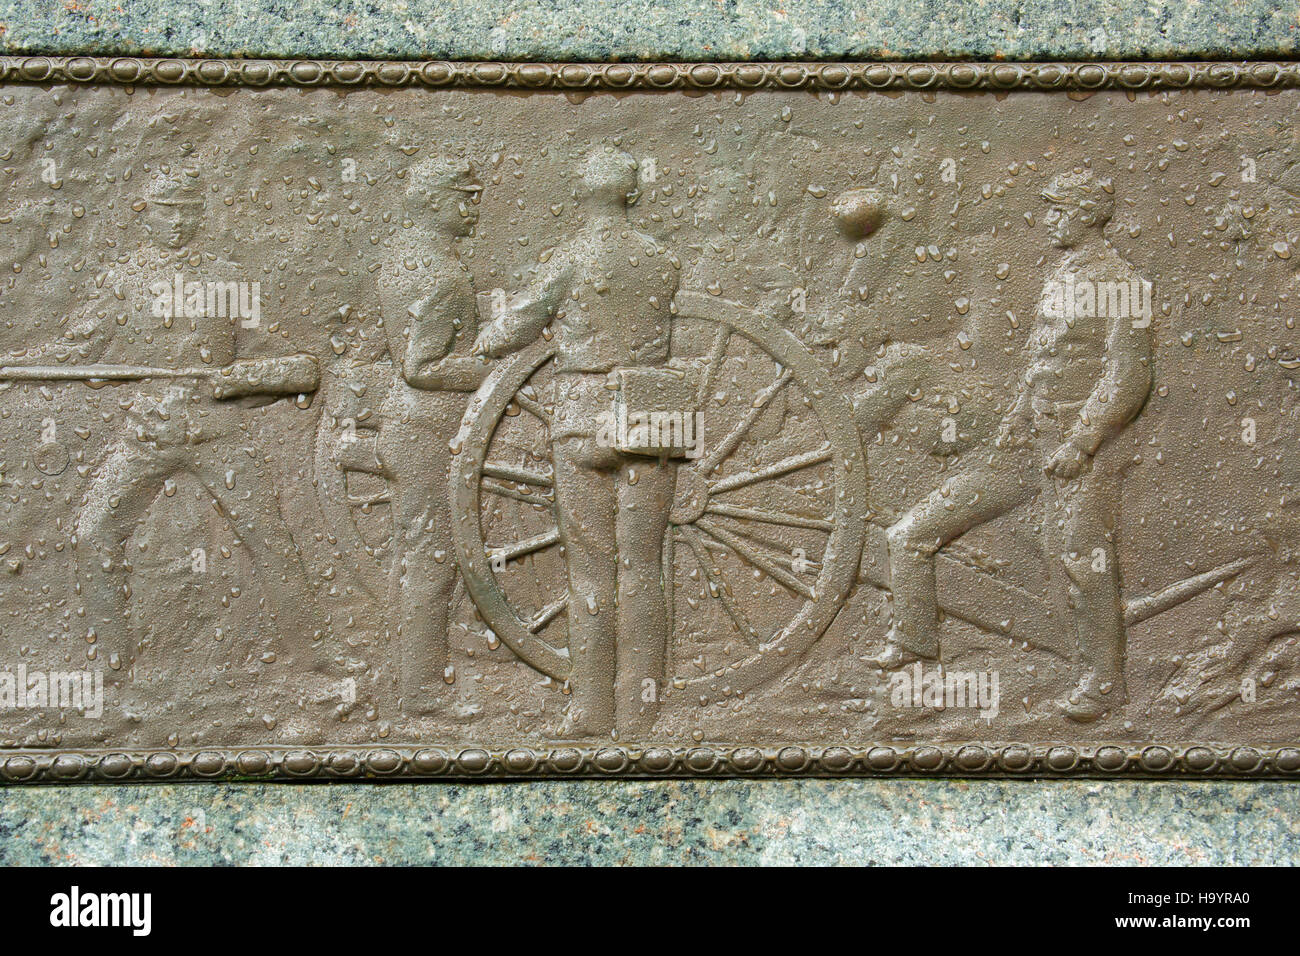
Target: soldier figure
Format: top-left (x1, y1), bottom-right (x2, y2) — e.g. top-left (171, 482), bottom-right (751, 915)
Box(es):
top-left (473, 146), bottom-right (681, 737)
top-left (880, 168), bottom-right (1152, 721)
top-left (805, 188), bottom-right (945, 438)
top-left (10, 167), bottom-right (327, 717)
top-left (373, 157), bottom-right (489, 715)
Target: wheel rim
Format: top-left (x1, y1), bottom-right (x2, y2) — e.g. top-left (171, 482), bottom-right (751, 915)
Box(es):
top-left (450, 292), bottom-right (869, 696)
top-left (451, 338), bottom-right (570, 680)
top-left (672, 291), bottom-right (867, 697)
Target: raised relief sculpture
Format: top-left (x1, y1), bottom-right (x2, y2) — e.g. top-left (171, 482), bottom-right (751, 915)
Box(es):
top-left (471, 147), bottom-right (680, 736)
top-left (0, 59), bottom-right (1297, 778)
top-left (4, 168), bottom-right (325, 732)
top-left (375, 158), bottom-right (488, 715)
top-left (882, 169), bottom-right (1152, 720)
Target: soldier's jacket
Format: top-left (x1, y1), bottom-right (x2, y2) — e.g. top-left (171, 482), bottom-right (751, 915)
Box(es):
top-left (1006, 247), bottom-right (1154, 457)
top-left (493, 222), bottom-right (679, 374)
top-left (374, 238), bottom-right (482, 392)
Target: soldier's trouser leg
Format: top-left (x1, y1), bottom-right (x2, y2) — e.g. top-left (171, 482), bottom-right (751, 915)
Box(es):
top-left (194, 441), bottom-right (327, 672)
top-left (75, 442), bottom-right (179, 681)
top-left (887, 462), bottom-right (1034, 657)
top-left (389, 513), bottom-right (456, 710)
top-left (1049, 467), bottom-right (1125, 698)
top-left (385, 460), bottom-right (456, 711)
top-left (552, 436), bottom-right (619, 736)
top-left (613, 456), bottom-right (675, 736)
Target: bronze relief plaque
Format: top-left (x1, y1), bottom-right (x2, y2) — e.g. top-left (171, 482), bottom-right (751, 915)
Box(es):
top-left (1, 58), bottom-right (1299, 780)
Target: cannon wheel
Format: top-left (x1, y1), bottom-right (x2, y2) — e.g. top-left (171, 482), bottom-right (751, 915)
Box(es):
top-left (449, 291), bottom-right (869, 697)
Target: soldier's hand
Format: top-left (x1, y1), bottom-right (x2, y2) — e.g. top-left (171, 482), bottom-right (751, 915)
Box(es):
top-left (1044, 440), bottom-right (1089, 480)
top-left (472, 322), bottom-right (511, 359)
top-left (213, 354), bottom-right (321, 400)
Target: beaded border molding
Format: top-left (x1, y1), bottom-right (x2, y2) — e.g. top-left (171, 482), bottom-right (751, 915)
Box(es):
top-left (0, 56), bottom-right (1298, 90)
top-left (1, 744), bottom-right (1299, 782)
top-left (3, 56), bottom-right (1298, 781)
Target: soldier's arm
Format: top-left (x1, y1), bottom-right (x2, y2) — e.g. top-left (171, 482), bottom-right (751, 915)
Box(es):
top-left (210, 290), bottom-right (325, 403)
top-left (400, 290), bottom-right (455, 381)
top-left (405, 355), bottom-right (489, 391)
top-left (851, 343), bottom-right (933, 436)
top-left (399, 289), bottom-right (490, 391)
top-left (1070, 302), bottom-right (1153, 456)
top-left (473, 253), bottom-right (572, 358)
top-left (212, 353), bottom-right (321, 400)
top-left (371, 273), bottom-right (464, 388)
top-left (378, 285), bottom-right (409, 369)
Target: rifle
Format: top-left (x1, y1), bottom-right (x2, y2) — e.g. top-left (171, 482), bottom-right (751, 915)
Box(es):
top-left (0, 364), bottom-right (213, 382)
top-left (0, 354), bottom-right (320, 397)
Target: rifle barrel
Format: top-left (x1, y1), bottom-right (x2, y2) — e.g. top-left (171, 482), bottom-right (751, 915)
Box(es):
top-left (0, 364), bottom-right (211, 382)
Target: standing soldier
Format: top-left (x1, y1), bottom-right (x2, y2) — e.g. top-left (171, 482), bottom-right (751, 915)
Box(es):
top-left (473, 146), bottom-right (681, 737)
top-left (372, 156), bottom-right (489, 715)
top-left (881, 168), bottom-right (1152, 721)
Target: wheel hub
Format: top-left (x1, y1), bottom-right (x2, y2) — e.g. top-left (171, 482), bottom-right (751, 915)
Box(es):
top-left (669, 467), bottom-right (709, 525)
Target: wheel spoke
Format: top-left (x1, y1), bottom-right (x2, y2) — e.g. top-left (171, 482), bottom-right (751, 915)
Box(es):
top-left (528, 595), bottom-right (568, 633)
top-left (515, 391), bottom-right (551, 425)
top-left (489, 527), bottom-right (561, 564)
top-left (707, 514), bottom-right (823, 571)
top-left (482, 478), bottom-right (553, 508)
top-left (703, 501), bottom-right (833, 532)
top-left (662, 527), bottom-right (674, 648)
top-left (708, 443), bottom-right (833, 495)
top-left (514, 453), bottom-right (555, 609)
top-left (696, 368), bottom-right (792, 475)
top-left (482, 461), bottom-right (554, 488)
top-left (696, 326), bottom-right (731, 405)
top-left (696, 518), bottom-right (815, 600)
top-left (677, 526), bottom-right (761, 647)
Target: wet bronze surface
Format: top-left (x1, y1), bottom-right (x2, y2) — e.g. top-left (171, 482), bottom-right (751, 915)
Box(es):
top-left (1, 59), bottom-right (1298, 779)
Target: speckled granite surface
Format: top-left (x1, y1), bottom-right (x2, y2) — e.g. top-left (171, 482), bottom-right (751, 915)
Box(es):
top-left (2, 780), bottom-right (1296, 865)
top-left (1, 0), bottom-right (1298, 865)
top-left (1, 0), bottom-right (1296, 61)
